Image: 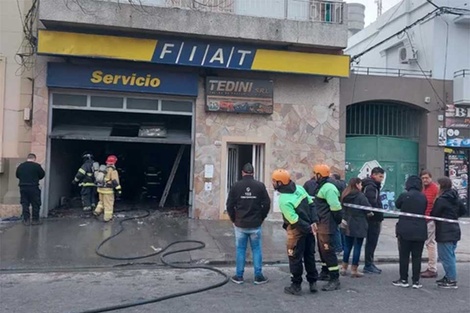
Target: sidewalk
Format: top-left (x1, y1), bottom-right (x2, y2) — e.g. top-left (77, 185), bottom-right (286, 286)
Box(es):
top-left (1, 211), bottom-right (469, 271)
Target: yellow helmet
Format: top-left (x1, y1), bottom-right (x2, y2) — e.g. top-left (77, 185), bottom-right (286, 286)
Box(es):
top-left (271, 169), bottom-right (291, 185)
top-left (313, 164), bottom-right (331, 178)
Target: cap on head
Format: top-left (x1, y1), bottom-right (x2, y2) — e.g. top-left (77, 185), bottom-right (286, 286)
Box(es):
top-left (106, 155), bottom-right (118, 165)
top-left (242, 163), bottom-right (254, 174)
top-left (313, 164), bottom-right (331, 178)
top-left (272, 169), bottom-right (291, 185)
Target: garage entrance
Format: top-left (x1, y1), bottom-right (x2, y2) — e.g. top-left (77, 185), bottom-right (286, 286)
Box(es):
top-left (45, 91), bottom-right (194, 216)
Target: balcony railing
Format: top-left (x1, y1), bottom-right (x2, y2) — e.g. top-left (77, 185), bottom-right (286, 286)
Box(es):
top-left (104, 0), bottom-right (344, 23)
top-left (454, 69), bottom-right (470, 78)
top-left (351, 66), bottom-right (432, 78)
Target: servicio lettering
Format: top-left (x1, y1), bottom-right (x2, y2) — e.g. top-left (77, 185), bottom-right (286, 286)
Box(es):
top-left (90, 71), bottom-right (161, 87)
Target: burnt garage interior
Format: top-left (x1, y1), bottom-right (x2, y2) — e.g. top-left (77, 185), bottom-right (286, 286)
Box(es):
top-left (47, 92), bottom-right (194, 214)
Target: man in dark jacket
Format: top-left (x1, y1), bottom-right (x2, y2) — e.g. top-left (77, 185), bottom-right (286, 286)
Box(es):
top-left (227, 163), bottom-right (271, 285)
top-left (393, 175), bottom-right (428, 289)
top-left (72, 152), bottom-right (97, 212)
top-left (362, 167), bottom-right (385, 274)
top-left (16, 153), bottom-right (45, 225)
top-left (272, 169), bottom-right (319, 295)
top-left (432, 177), bottom-right (468, 289)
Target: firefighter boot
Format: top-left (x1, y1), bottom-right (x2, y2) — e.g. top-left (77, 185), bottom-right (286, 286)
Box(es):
top-left (284, 283), bottom-right (302, 296)
top-left (322, 278), bottom-right (341, 291)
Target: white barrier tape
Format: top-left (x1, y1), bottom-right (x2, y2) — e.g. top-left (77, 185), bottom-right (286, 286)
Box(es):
top-left (343, 203), bottom-right (470, 225)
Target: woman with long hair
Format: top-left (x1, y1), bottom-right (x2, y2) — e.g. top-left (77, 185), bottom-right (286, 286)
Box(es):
top-left (340, 177), bottom-right (371, 277)
top-left (431, 177), bottom-right (468, 289)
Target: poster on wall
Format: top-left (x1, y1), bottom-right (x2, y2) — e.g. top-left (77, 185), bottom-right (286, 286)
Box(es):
top-left (438, 127), bottom-right (447, 146)
top-left (444, 150), bottom-right (468, 205)
top-left (205, 77), bottom-right (273, 114)
top-left (444, 104), bottom-right (470, 147)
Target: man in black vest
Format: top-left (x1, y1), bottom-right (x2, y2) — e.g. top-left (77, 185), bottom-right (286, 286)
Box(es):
top-left (16, 153), bottom-right (45, 225)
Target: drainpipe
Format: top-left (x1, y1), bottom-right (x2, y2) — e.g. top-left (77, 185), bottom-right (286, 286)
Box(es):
top-left (0, 57), bottom-right (6, 174)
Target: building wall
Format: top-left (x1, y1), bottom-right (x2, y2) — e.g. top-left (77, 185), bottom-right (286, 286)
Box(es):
top-left (0, 0), bottom-right (35, 215)
top-left (346, 0), bottom-right (470, 80)
top-left (195, 74), bottom-right (343, 220)
top-left (340, 74), bottom-right (451, 178)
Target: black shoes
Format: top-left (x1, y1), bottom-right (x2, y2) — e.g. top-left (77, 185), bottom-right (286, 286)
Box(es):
top-left (230, 276), bottom-right (244, 284)
top-left (254, 275), bottom-right (269, 285)
top-left (392, 279), bottom-right (409, 288)
top-left (437, 277), bottom-right (458, 289)
top-left (322, 279), bottom-right (341, 291)
top-left (284, 283), bottom-right (302, 296)
top-left (22, 219), bottom-right (30, 226)
top-left (31, 219), bottom-right (43, 226)
top-left (309, 282), bottom-right (318, 293)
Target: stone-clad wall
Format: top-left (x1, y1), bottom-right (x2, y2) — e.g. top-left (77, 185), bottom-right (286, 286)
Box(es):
top-left (193, 75), bottom-right (344, 220)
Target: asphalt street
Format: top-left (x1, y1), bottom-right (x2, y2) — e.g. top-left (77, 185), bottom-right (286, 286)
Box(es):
top-left (0, 264), bottom-right (469, 313)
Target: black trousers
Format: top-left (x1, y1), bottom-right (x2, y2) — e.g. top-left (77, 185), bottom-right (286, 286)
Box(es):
top-left (365, 221), bottom-right (382, 266)
top-left (398, 238), bottom-right (425, 282)
top-left (317, 232), bottom-right (339, 279)
top-left (286, 226), bottom-right (318, 285)
top-left (80, 186), bottom-right (97, 208)
top-left (20, 186), bottom-right (41, 220)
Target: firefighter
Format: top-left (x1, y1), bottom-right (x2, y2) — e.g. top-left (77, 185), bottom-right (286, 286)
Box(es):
top-left (72, 152), bottom-right (96, 212)
top-left (94, 155), bottom-right (122, 222)
top-left (312, 164), bottom-right (343, 291)
top-left (272, 169), bottom-right (319, 296)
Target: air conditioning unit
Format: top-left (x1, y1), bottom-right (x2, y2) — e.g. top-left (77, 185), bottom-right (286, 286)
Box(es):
top-left (398, 46), bottom-right (418, 64)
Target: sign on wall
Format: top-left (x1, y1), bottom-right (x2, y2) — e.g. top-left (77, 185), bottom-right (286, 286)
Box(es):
top-left (443, 104), bottom-right (470, 147)
top-left (205, 77), bottom-right (273, 114)
top-left (47, 63), bottom-right (199, 97)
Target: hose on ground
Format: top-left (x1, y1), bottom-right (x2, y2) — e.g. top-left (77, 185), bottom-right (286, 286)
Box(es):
top-left (75, 210), bottom-right (230, 313)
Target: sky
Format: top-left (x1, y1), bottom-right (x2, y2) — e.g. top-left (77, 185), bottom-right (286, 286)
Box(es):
top-left (346, 0), bottom-right (403, 26)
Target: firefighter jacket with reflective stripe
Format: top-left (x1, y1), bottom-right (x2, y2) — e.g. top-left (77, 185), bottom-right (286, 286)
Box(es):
top-left (314, 178), bottom-right (342, 235)
top-left (97, 166), bottom-right (121, 194)
top-left (74, 160), bottom-right (95, 187)
top-left (278, 182), bottom-right (318, 234)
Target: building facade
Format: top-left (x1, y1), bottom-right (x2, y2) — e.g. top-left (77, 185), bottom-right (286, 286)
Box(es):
top-left (0, 0), bottom-right (36, 217)
top-left (0, 0), bottom-right (350, 219)
top-left (343, 0), bottom-right (470, 210)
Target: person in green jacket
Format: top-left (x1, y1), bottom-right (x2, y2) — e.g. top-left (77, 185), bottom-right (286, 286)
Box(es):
top-left (272, 169), bottom-right (319, 296)
top-left (312, 164), bottom-right (343, 291)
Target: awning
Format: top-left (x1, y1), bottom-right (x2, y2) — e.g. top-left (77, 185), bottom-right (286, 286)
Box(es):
top-left (37, 29), bottom-right (351, 78)
top-left (49, 125), bottom-right (192, 145)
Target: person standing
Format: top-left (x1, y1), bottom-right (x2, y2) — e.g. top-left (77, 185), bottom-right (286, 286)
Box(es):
top-left (93, 155), bottom-right (121, 222)
top-left (331, 173), bottom-right (347, 255)
top-left (362, 167), bottom-right (385, 274)
top-left (420, 170), bottom-right (439, 279)
top-left (227, 163), bottom-right (271, 285)
top-left (312, 164), bottom-right (342, 291)
top-left (392, 176), bottom-right (427, 289)
top-left (16, 153), bottom-right (45, 225)
top-left (432, 177), bottom-right (468, 289)
top-left (272, 169), bottom-right (319, 295)
top-left (340, 177), bottom-right (370, 278)
top-left (72, 152), bottom-right (97, 212)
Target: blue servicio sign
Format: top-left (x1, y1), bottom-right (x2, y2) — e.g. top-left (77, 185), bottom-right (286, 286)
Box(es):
top-left (46, 63), bottom-right (199, 96)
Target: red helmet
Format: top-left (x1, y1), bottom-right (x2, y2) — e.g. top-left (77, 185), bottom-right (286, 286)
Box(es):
top-left (106, 155), bottom-right (118, 165)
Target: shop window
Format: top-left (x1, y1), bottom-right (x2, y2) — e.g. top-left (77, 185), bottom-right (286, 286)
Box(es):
top-left (127, 98), bottom-right (158, 111)
top-left (161, 100), bottom-right (193, 113)
top-left (90, 96), bottom-right (124, 109)
top-left (226, 144), bottom-right (265, 193)
top-left (53, 94), bottom-right (87, 107)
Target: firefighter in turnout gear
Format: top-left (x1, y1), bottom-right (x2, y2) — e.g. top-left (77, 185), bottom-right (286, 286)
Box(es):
top-left (94, 155), bottom-right (122, 222)
top-left (272, 169), bottom-right (319, 296)
top-left (312, 164), bottom-right (343, 291)
top-left (72, 152), bottom-right (97, 211)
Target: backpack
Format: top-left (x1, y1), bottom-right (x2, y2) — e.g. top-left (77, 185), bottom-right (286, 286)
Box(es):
top-left (94, 164), bottom-right (108, 187)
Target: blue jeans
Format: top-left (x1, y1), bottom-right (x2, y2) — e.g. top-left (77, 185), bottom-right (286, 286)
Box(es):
top-left (343, 236), bottom-right (364, 266)
top-left (333, 226), bottom-right (343, 253)
top-left (437, 242), bottom-right (457, 281)
top-left (234, 226), bottom-right (263, 278)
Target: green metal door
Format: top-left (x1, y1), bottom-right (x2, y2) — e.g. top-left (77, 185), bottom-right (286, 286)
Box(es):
top-left (345, 136), bottom-right (419, 211)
